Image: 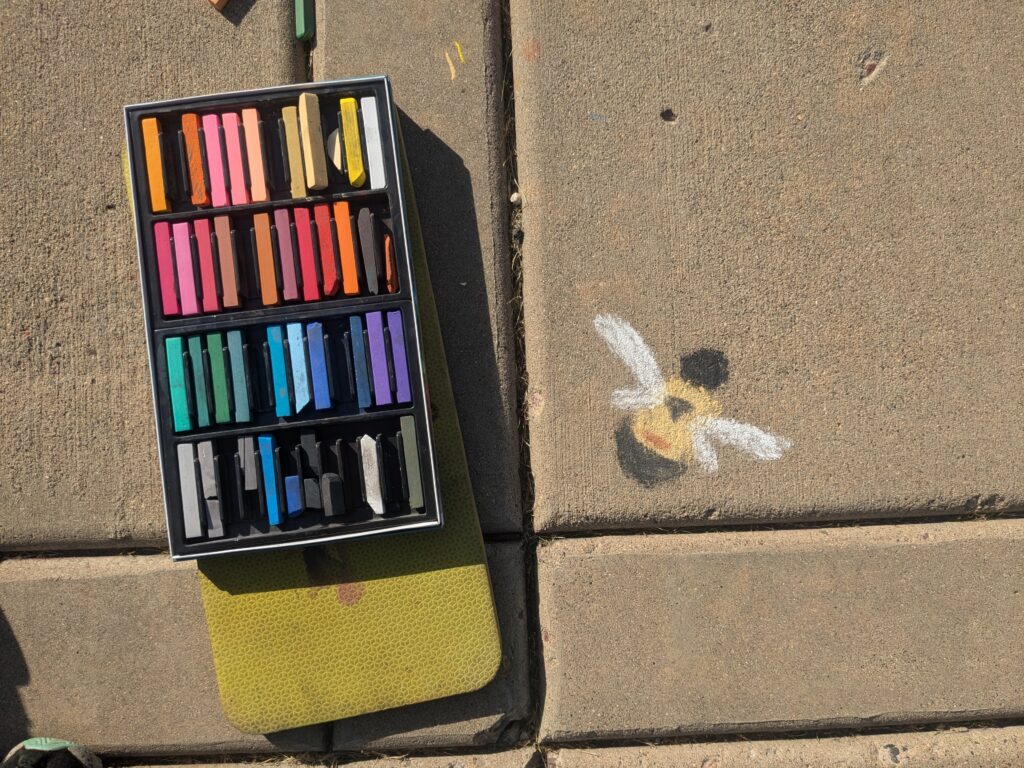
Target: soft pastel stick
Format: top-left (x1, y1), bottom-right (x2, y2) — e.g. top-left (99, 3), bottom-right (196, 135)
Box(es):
top-left (293, 207), bottom-right (320, 301)
top-left (349, 315), bottom-right (371, 409)
top-left (253, 212), bottom-right (279, 306)
top-left (274, 207), bottom-right (299, 301)
top-left (357, 208), bottom-right (380, 295)
top-left (221, 112), bottom-right (250, 205)
top-left (197, 441), bottom-right (224, 538)
top-left (166, 337), bottom-right (191, 432)
top-left (399, 415), bottom-right (423, 508)
top-left (206, 332), bottom-right (231, 424)
top-left (333, 200), bottom-right (360, 295)
top-left (359, 95), bottom-right (386, 190)
top-left (258, 435), bottom-right (282, 525)
top-left (307, 322), bottom-right (331, 410)
top-left (384, 232), bottom-right (398, 293)
top-left (153, 222), bottom-right (179, 315)
top-left (141, 117), bottom-right (169, 213)
top-left (240, 108), bottom-right (269, 202)
top-left (285, 475), bottom-right (303, 516)
top-left (287, 322), bottom-right (311, 413)
top-left (172, 221), bottom-right (199, 315)
top-left (313, 204), bottom-right (340, 295)
top-left (227, 330), bottom-right (250, 423)
top-left (366, 311), bottom-right (391, 406)
top-left (358, 435), bottom-right (384, 515)
top-left (340, 97), bottom-right (366, 187)
top-left (180, 114), bottom-right (210, 206)
top-left (201, 113), bottom-right (228, 207)
top-left (267, 325), bottom-right (292, 417)
top-left (213, 215), bottom-right (239, 308)
top-left (298, 93), bottom-right (328, 190)
top-left (188, 335), bottom-right (211, 428)
top-left (178, 443), bottom-right (203, 539)
top-left (387, 310), bottom-right (412, 403)
top-left (282, 105), bottom-right (307, 198)
top-left (193, 218), bottom-right (220, 313)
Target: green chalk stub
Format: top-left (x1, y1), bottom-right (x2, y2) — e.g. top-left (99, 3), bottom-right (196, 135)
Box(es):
top-left (166, 337), bottom-right (192, 433)
top-left (295, 0), bottom-right (315, 41)
top-left (207, 332), bottom-right (231, 424)
top-left (188, 335), bottom-right (211, 428)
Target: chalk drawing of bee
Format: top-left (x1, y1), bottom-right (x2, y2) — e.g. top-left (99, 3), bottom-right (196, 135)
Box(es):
top-left (594, 314), bottom-right (792, 487)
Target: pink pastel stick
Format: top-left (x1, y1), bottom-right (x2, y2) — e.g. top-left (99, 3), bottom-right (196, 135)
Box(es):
top-left (274, 207), bottom-right (299, 301)
top-left (193, 218), bottom-right (220, 313)
top-left (221, 112), bottom-right (250, 206)
top-left (202, 113), bottom-right (228, 207)
top-left (172, 221), bottom-right (199, 315)
top-left (153, 221), bottom-right (179, 316)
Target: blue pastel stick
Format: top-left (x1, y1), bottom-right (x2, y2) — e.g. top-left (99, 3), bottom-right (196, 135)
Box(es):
top-left (258, 435), bottom-right (282, 525)
top-left (285, 474), bottom-right (302, 516)
top-left (366, 311), bottom-right (392, 406)
top-left (307, 322), bottom-right (332, 410)
top-left (226, 330), bottom-right (250, 423)
top-left (349, 315), bottom-right (372, 409)
top-left (266, 325), bottom-right (293, 417)
top-left (287, 322), bottom-right (311, 413)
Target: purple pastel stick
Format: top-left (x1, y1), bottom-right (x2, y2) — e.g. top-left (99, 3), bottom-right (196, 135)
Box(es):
top-left (366, 311), bottom-right (392, 406)
top-left (387, 310), bottom-right (412, 403)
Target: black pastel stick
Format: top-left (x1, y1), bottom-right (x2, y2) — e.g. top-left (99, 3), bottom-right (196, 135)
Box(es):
top-left (357, 208), bottom-right (380, 294)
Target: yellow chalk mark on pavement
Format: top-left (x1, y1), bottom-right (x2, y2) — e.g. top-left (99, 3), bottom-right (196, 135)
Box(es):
top-left (445, 50), bottom-right (456, 80)
top-left (453, 40), bottom-right (464, 63)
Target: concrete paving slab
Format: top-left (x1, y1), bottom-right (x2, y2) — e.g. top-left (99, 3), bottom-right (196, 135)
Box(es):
top-left (510, 0), bottom-right (1024, 531)
top-left (550, 726), bottom-right (1024, 767)
top-left (138, 751), bottom-right (542, 768)
top-left (332, 542), bottom-right (531, 749)
top-left (0, 555), bottom-right (326, 754)
top-left (0, 1), bottom-right (302, 550)
top-left (314, 0), bottom-right (521, 533)
top-left (536, 520), bottom-right (1024, 743)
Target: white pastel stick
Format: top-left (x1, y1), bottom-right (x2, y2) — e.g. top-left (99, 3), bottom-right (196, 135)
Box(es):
top-left (177, 443), bottom-right (203, 540)
top-left (360, 96), bottom-right (386, 190)
top-left (358, 434), bottom-right (385, 516)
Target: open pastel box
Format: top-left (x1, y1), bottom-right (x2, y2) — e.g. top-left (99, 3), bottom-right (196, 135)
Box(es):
top-left (124, 77), bottom-right (443, 560)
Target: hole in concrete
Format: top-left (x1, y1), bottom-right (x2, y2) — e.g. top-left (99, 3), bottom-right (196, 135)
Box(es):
top-left (660, 108), bottom-right (678, 123)
top-left (702, 22), bottom-right (713, 32)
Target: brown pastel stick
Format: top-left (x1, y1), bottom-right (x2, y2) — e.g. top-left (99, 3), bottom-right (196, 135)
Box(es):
top-left (213, 215), bottom-right (239, 308)
top-left (180, 114), bottom-right (209, 206)
top-left (384, 232), bottom-right (398, 293)
top-left (253, 212), bottom-right (279, 306)
top-left (209, 0), bottom-right (229, 10)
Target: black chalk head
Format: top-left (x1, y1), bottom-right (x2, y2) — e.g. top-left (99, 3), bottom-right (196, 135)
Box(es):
top-left (680, 348), bottom-right (728, 391)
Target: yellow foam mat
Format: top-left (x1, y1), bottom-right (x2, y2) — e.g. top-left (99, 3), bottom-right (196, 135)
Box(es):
top-left (197, 133), bottom-right (501, 734)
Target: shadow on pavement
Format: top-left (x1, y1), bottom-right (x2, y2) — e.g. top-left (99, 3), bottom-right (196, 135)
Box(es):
top-left (0, 608), bottom-right (30, 751)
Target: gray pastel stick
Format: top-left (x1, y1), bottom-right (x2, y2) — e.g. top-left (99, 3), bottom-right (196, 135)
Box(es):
top-left (299, 432), bottom-right (322, 510)
top-left (197, 441), bottom-right (224, 538)
top-left (238, 436), bottom-right (258, 491)
top-left (358, 434), bottom-right (384, 516)
top-left (321, 472), bottom-right (345, 517)
top-left (177, 443), bottom-right (203, 540)
top-left (399, 415), bottom-right (424, 509)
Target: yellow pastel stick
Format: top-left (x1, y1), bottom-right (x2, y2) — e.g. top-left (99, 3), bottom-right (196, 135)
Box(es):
top-left (141, 117), bottom-right (169, 213)
top-left (340, 97), bottom-right (366, 187)
top-left (298, 93), bottom-right (328, 191)
top-left (281, 105), bottom-right (307, 199)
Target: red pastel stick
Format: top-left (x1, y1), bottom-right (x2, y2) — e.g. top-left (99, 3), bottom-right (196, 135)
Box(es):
top-left (313, 204), bottom-right (339, 295)
top-left (153, 221), bottom-right (179, 316)
top-left (294, 207), bottom-right (320, 301)
top-left (193, 218), bottom-right (220, 313)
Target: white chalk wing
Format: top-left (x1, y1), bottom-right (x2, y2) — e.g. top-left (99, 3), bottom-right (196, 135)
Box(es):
top-left (593, 314), bottom-right (666, 410)
top-left (690, 417), bottom-right (792, 473)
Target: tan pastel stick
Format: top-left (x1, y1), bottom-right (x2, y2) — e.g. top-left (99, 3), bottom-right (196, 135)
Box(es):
top-left (298, 93), bottom-right (328, 191)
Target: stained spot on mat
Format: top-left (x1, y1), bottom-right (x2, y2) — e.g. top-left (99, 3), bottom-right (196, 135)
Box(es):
top-left (523, 38), bottom-right (541, 62)
top-left (858, 49), bottom-right (889, 84)
top-left (660, 108), bottom-right (678, 123)
top-left (303, 547), bottom-right (365, 607)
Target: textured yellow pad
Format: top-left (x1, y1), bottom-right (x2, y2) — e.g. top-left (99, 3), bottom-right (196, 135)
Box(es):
top-left (197, 132), bottom-right (501, 735)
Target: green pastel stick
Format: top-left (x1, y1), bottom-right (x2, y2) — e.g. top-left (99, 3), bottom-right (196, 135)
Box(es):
top-left (206, 332), bottom-right (231, 424)
top-left (188, 336), bottom-right (211, 428)
top-left (165, 337), bottom-right (192, 433)
top-left (295, 0), bottom-right (314, 41)
top-left (227, 330), bottom-right (250, 423)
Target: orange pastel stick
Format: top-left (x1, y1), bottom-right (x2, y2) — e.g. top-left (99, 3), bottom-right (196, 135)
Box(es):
top-left (253, 213), bottom-right (279, 306)
top-left (384, 232), bottom-right (399, 293)
top-left (180, 114), bottom-right (209, 206)
top-left (333, 200), bottom-right (360, 296)
top-left (241, 108), bottom-right (268, 202)
top-left (141, 117), bottom-right (169, 213)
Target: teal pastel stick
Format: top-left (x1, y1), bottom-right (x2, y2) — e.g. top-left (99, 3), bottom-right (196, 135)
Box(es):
top-left (187, 336), bottom-right (210, 428)
top-left (287, 322), bottom-right (311, 413)
top-left (267, 325), bottom-right (292, 417)
top-left (227, 330), bottom-right (250, 423)
top-left (165, 337), bottom-right (192, 433)
top-left (350, 315), bottom-right (371, 409)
